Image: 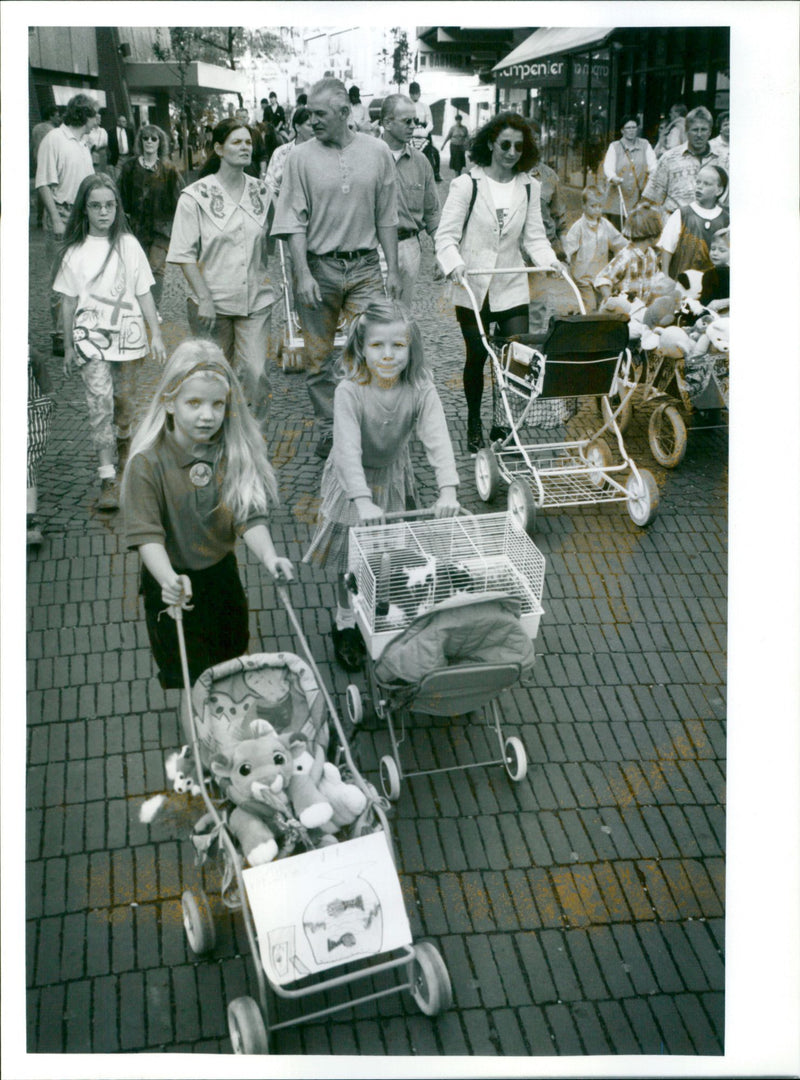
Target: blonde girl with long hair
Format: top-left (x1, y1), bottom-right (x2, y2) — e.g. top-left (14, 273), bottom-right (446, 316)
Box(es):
top-left (122, 338), bottom-right (293, 689)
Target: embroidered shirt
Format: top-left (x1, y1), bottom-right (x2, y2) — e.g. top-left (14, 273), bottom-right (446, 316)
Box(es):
top-left (167, 174), bottom-right (275, 316)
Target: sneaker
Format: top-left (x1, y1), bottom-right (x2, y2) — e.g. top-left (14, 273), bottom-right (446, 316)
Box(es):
top-left (489, 425), bottom-right (511, 444)
top-left (467, 420), bottom-right (484, 455)
top-left (27, 522), bottom-right (44, 546)
top-left (97, 478), bottom-right (119, 511)
top-left (315, 434), bottom-right (334, 459)
top-left (331, 625), bottom-right (365, 672)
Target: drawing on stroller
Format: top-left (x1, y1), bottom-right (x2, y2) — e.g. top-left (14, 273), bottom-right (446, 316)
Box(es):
top-left (168, 585), bottom-right (453, 1053)
top-left (276, 240), bottom-right (349, 371)
top-left (634, 308), bottom-right (729, 469)
top-left (465, 268), bottom-right (659, 534)
top-left (343, 510), bottom-right (545, 801)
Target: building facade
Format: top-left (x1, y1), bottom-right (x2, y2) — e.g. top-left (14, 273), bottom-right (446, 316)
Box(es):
top-left (493, 26), bottom-right (730, 187)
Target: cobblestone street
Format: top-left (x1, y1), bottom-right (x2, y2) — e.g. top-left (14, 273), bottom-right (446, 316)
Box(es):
top-left (24, 194), bottom-right (730, 1061)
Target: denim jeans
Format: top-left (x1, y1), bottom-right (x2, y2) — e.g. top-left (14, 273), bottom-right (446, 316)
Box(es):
top-left (296, 250), bottom-right (385, 430)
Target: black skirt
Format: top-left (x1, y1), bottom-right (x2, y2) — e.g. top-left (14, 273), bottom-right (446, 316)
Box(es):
top-left (140, 552), bottom-right (249, 690)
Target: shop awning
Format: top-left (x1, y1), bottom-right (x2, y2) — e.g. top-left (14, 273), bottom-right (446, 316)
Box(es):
top-left (124, 60), bottom-right (248, 95)
top-left (493, 27), bottom-right (615, 71)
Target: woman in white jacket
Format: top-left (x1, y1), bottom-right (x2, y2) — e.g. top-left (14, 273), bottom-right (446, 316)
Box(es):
top-left (435, 111), bottom-right (561, 452)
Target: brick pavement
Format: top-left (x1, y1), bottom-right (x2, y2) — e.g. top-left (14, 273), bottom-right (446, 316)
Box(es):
top-left (25, 183), bottom-right (727, 1058)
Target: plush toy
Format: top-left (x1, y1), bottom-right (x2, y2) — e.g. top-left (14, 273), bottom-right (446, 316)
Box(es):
top-left (210, 722), bottom-right (333, 865)
top-left (653, 324), bottom-right (696, 358)
top-left (290, 740), bottom-right (367, 830)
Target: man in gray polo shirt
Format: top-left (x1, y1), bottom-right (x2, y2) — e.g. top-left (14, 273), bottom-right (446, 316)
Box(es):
top-left (272, 77), bottom-right (400, 458)
top-left (380, 94), bottom-right (440, 308)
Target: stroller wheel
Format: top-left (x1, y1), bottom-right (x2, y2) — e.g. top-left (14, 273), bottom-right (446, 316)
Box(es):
top-left (625, 469), bottom-right (659, 527)
top-left (585, 438), bottom-right (613, 487)
top-left (503, 736), bottom-right (528, 782)
top-left (409, 941), bottom-right (453, 1016)
top-left (474, 448), bottom-right (501, 502)
top-left (507, 480), bottom-right (537, 536)
top-left (346, 683), bottom-right (364, 725)
top-left (228, 996), bottom-right (269, 1054)
top-left (648, 404), bottom-right (687, 468)
top-left (181, 888), bottom-right (216, 955)
top-left (379, 755), bottom-right (401, 802)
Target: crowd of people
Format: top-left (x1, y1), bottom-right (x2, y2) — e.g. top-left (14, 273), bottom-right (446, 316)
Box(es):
top-left (29, 80), bottom-right (730, 677)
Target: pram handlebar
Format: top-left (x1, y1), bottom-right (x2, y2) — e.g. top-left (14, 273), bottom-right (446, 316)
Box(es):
top-left (461, 270), bottom-right (586, 357)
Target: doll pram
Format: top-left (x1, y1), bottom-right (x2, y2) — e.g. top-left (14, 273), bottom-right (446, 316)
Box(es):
top-left (464, 269), bottom-right (658, 533)
top-left (276, 240), bottom-right (349, 371)
top-left (172, 585), bottom-right (453, 1054)
top-left (636, 309), bottom-right (729, 469)
top-left (344, 510), bottom-right (545, 801)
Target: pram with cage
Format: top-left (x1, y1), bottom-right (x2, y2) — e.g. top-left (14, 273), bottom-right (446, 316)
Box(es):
top-left (634, 307), bottom-right (729, 469)
top-left (168, 585), bottom-right (453, 1054)
top-left (276, 240), bottom-right (350, 371)
top-left (466, 268), bottom-right (660, 533)
top-left (342, 510), bottom-right (545, 801)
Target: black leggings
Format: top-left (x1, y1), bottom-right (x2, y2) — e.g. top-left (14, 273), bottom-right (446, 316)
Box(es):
top-left (455, 301), bottom-right (529, 419)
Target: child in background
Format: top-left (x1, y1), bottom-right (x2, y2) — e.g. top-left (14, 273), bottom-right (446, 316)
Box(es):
top-left (594, 205), bottom-right (665, 307)
top-left (563, 185), bottom-right (627, 312)
top-left (658, 164), bottom-right (729, 280)
top-left (699, 227), bottom-right (730, 311)
top-left (122, 339), bottom-right (294, 691)
top-left (304, 299), bottom-right (460, 672)
top-left (53, 173), bottom-right (166, 511)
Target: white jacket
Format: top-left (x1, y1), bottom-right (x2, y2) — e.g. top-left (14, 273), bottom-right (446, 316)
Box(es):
top-left (435, 166), bottom-right (559, 311)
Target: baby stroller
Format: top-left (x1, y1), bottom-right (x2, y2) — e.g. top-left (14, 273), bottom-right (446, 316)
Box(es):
top-left (465, 268), bottom-right (659, 533)
top-left (635, 309), bottom-right (729, 468)
top-left (343, 510), bottom-right (545, 801)
top-left (169, 585), bottom-right (453, 1053)
top-left (276, 240), bottom-right (349, 371)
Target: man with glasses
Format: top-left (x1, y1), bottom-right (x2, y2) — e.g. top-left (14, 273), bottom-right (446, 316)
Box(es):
top-left (380, 94), bottom-right (440, 308)
top-left (272, 77), bottom-right (400, 458)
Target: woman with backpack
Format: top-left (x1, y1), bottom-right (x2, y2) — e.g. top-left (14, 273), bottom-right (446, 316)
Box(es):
top-left (435, 111), bottom-right (561, 454)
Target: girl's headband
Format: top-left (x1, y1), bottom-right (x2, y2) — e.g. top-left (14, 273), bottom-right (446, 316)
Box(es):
top-left (162, 361), bottom-right (231, 399)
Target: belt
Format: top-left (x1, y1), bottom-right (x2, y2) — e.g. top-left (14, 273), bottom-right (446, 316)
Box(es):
top-left (313, 247), bottom-right (376, 261)
top-left (397, 228), bottom-right (419, 241)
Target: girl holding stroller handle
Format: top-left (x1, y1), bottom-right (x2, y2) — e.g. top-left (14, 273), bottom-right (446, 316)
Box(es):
top-left (435, 111), bottom-right (561, 455)
top-left (121, 338), bottom-right (294, 691)
top-left (304, 298), bottom-right (460, 672)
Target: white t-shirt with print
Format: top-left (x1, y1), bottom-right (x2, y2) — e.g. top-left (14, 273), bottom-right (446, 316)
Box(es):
top-left (484, 174), bottom-right (516, 232)
top-left (53, 233), bottom-right (154, 363)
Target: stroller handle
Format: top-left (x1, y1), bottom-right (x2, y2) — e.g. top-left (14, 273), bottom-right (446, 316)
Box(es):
top-left (378, 506), bottom-right (475, 523)
top-left (461, 269), bottom-right (586, 356)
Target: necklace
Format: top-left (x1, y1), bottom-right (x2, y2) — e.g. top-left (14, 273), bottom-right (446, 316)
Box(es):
top-left (139, 156), bottom-right (158, 171)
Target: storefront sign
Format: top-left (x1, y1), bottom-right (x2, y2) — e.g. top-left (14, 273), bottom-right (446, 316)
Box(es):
top-left (496, 55), bottom-right (609, 89)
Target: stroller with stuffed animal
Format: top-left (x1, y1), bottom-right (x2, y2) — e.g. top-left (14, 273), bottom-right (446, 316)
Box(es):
top-left (343, 510), bottom-right (545, 801)
top-left (164, 585), bottom-right (453, 1053)
top-left (634, 306), bottom-right (729, 469)
top-left (276, 240), bottom-right (349, 371)
top-left (465, 268), bottom-right (659, 533)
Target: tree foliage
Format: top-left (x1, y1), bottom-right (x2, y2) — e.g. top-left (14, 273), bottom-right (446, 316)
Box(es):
top-left (380, 27), bottom-right (411, 87)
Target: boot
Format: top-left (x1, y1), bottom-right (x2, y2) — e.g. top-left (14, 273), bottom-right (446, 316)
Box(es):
top-left (97, 478), bottom-right (119, 511)
top-left (467, 417), bottom-right (484, 455)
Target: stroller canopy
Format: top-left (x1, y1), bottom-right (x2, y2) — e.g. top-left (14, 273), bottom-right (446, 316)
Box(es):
top-left (373, 593), bottom-right (535, 687)
top-left (190, 652), bottom-right (328, 766)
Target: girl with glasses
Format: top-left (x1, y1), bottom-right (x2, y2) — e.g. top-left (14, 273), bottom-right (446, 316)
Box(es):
top-left (435, 111), bottom-right (561, 453)
top-left (118, 124), bottom-right (185, 309)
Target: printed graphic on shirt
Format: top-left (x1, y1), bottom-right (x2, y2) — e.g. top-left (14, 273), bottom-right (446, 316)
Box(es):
top-left (496, 208), bottom-right (508, 231)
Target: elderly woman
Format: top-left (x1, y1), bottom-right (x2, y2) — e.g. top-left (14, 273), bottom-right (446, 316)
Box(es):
top-left (118, 124), bottom-right (184, 308)
top-left (167, 117), bottom-right (275, 427)
top-left (602, 115), bottom-right (657, 228)
top-left (435, 110), bottom-right (560, 453)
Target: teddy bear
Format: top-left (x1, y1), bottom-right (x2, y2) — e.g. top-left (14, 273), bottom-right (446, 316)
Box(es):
top-left (291, 740), bottom-right (368, 830)
top-left (210, 720), bottom-right (335, 865)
